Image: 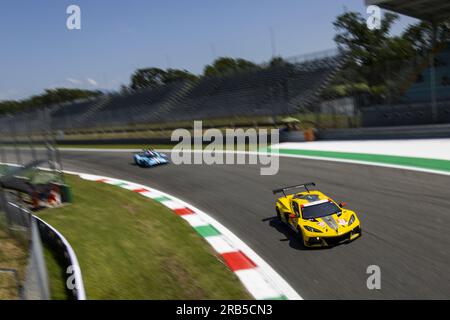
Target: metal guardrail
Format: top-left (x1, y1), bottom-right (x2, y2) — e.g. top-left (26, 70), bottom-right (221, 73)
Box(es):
top-left (1, 200), bottom-right (86, 300)
top-left (34, 216), bottom-right (86, 300)
top-left (1, 164), bottom-right (85, 300)
top-left (23, 217), bottom-right (50, 300)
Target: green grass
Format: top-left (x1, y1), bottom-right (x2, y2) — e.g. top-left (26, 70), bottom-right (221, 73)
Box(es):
top-left (43, 246), bottom-right (69, 300)
top-left (37, 174), bottom-right (250, 300)
top-left (272, 148), bottom-right (450, 173)
top-left (0, 215), bottom-right (29, 300)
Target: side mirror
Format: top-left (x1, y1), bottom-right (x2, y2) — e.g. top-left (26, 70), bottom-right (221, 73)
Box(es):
top-left (339, 202), bottom-right (347, 208)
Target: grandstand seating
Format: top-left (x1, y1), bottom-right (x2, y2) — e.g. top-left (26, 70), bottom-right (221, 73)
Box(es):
top-left (1, 51), bottom-right (346, 133)
top-left (361, 43), bottom-right (450, 127)
top-left (402, 44), bottom-right (450, 103)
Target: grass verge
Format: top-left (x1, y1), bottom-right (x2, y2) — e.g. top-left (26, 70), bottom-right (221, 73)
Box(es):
top-left (272, 148), bottom-right (450, 173)
top-left (43, 245), bottom-right (69, 300)
top-left (37, 174), bottom-right (251, 300)
top-left (0, 215), bottom-right (29, 300)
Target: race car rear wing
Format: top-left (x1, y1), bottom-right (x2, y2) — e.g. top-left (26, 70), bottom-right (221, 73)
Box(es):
top-left (272, 182), bottom-right (316, 197)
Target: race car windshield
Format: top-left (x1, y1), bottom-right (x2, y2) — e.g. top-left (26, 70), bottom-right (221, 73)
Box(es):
top-left (301, 202), bottom-right (341, 219)
top-left (140, 153), bottom-right (156, 158)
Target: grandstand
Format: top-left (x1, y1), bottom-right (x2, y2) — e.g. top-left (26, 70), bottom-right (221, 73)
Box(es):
top-left (402, 44), bottom-right (450, 103)
top-left (0, 50), bottom-right (346, 135)
top-left (3, 7), bottom-right (449, 136)
top-left (362, 0), bottom-right (450, 127)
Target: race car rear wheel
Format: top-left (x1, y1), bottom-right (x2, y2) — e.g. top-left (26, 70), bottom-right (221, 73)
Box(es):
top-left (276, 208), bottom-right (281, 221)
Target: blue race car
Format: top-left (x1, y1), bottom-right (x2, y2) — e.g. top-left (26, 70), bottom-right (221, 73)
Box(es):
top-left (133, 149), bottom-right (169, 167)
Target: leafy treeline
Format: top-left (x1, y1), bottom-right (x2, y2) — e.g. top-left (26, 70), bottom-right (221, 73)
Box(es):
top-left (2, 11), bottom-right (449, 114)
top-left (123, 13), bottom-right (450, 101)
top-left (127, 57), bottom-right (260, 91)
top-left (327, 12), bottom-right (450, 101)
top-left (128, 68), bottom-right (198, 91)
top-left (0, 88), bottom-right (103, 114)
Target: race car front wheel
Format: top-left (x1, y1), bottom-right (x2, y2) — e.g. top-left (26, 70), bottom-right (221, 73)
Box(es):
top-left (297, 226), bottom-right (307, 247)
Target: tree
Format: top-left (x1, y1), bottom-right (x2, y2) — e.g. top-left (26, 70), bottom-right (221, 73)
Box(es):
top-left (163, 69), bottom-right (198, 84)
top-left (203, 57), bottom-right (258, 77)
top-left (334, 11), bottom-right (414, 68)
top-left (130, 68), bottom-right (197, 90)
top-left (269, 56), bottom-right (287, 67)
top-left (332, 12), bottom-right (450, 103)
top-left (130, 68), bottom-right (167, 91)
top-left (119, 84), bottom-right (131, 95)
top-left (0, 88), bottom-right (103, 114)
top-left (332, 11), bottom-right (416, 101)
top-left (403, 19), bottom-right (450, 54)
top-left (0, 100), bottom-right (21, 113)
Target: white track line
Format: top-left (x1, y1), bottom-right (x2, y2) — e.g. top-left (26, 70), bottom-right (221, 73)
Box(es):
top-left (59, 147), bottom-right (450, 177)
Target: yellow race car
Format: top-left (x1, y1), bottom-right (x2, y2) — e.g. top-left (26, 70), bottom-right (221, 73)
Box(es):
top-left (273, 183), bottom-right (361, 247)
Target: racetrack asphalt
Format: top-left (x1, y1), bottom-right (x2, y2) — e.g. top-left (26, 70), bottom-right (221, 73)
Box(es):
top-left (5, 149), bottom-right (450, 299)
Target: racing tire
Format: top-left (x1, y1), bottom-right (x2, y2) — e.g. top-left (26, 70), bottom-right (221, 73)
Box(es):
top-left (297, 226), bottom-right (307, 247)
top-left (276, 208), bottom-right (282, 221)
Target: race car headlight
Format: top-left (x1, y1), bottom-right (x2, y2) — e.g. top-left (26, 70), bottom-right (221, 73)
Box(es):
top-left (348, 215), bottom-right (355, 226)
top-left (304, 226), bottom-right (323, 233)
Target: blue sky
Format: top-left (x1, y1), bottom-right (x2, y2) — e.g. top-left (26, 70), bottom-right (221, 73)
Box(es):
top-left (0, 0), bottom-right (418, 101)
